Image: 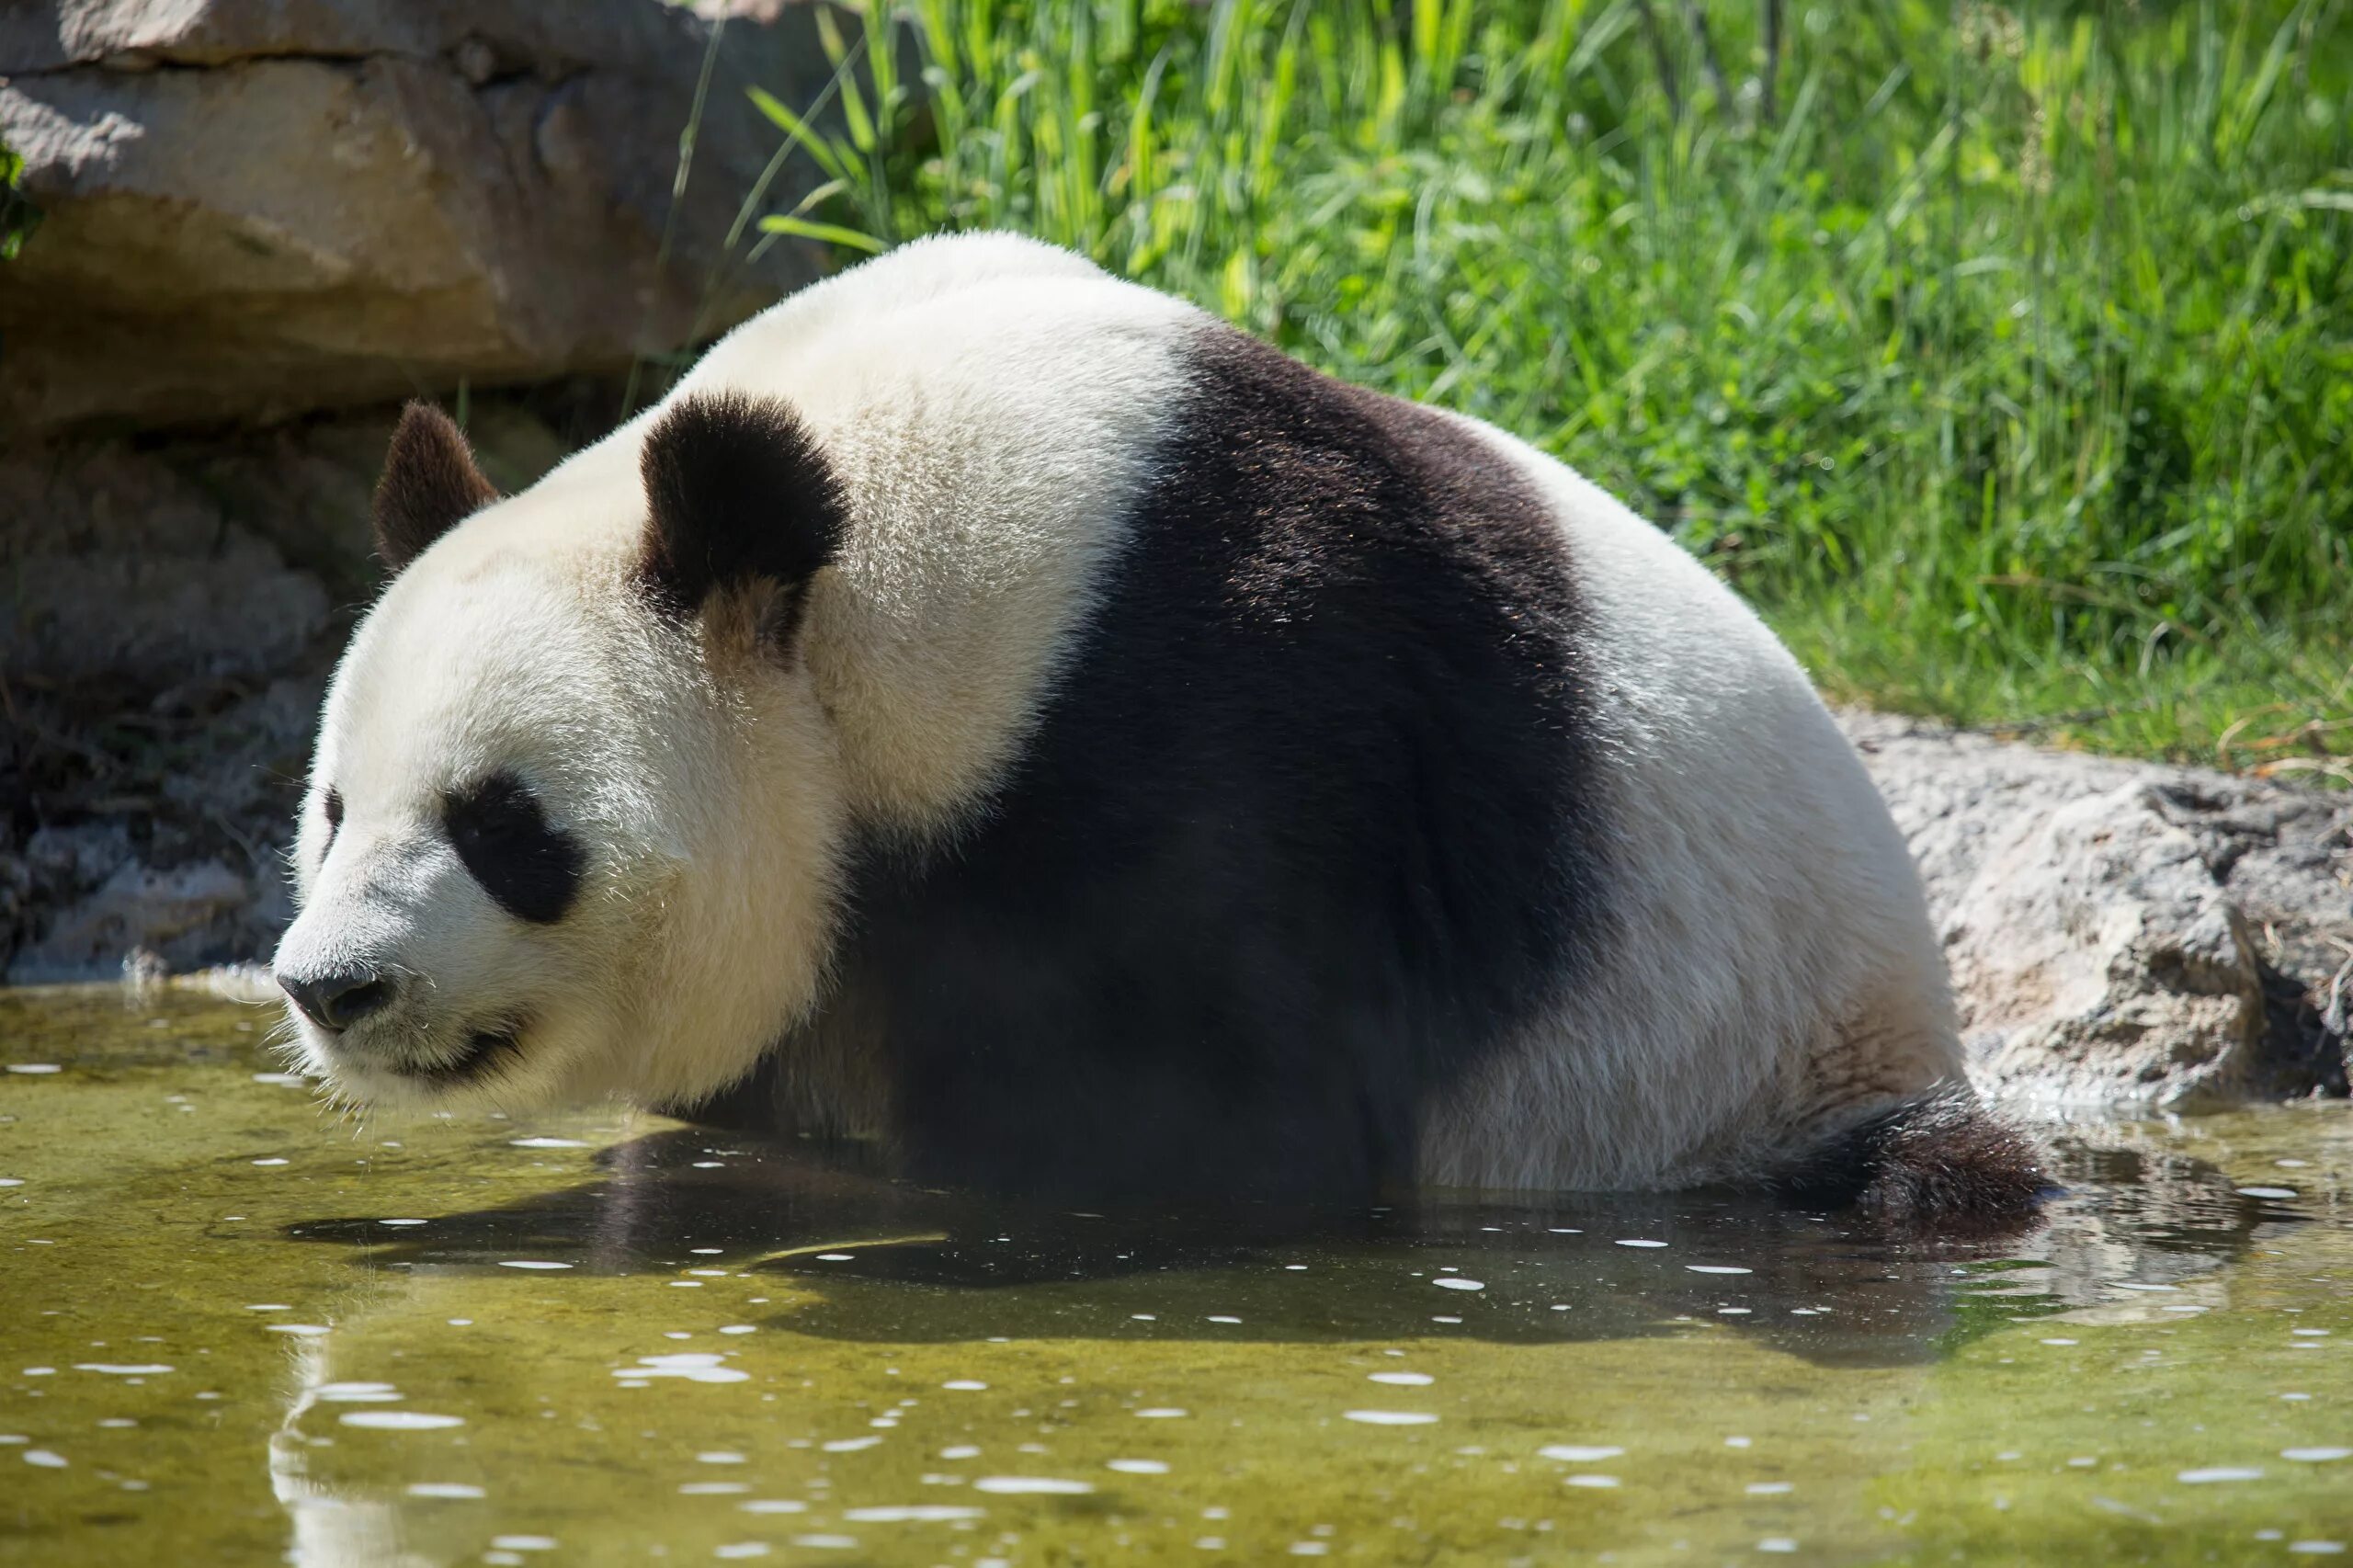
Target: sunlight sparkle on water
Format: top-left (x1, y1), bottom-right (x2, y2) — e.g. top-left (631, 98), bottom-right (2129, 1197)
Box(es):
top-left (615, 1355), bottom-right (749, 1385)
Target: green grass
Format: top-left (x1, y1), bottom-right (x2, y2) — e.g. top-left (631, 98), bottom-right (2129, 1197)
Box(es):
top-left (1, 139), bottom-right (40, 262)
top-left (750, 0), bottom-right (2352, 777)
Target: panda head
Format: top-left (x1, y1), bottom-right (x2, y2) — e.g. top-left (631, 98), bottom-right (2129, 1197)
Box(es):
top-left (271, 396), bottom-right (850, 1116)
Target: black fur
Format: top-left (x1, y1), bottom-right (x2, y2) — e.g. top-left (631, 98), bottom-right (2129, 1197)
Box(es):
top-left (443, 772), bottom-right (583, 926)
top-left (713, 324), bottom-right (1610, 1201)
top-left (637, 392), bottom-right (847, 631)
top-left (374, 402), bottom-right (500, 573)
top-left (1774, 1088), bottom-right (2050, 1235)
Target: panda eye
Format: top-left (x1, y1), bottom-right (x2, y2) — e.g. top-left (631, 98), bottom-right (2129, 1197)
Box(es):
top-left (443, 771), bottom-right (583, 926)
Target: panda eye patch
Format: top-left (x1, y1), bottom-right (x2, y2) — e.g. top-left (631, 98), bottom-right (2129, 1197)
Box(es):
top-left (442, 771), bottom-right (583, 925)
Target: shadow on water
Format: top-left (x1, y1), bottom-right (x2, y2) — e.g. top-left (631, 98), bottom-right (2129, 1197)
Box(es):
top-left (277, 1125), bottom-right (2299, 1369)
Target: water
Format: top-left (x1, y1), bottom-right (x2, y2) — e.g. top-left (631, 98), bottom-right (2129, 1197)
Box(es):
top-left (2, 988), bottom-right (2347, 1565)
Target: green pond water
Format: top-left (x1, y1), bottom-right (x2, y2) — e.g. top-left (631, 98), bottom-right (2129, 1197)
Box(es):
top-left (1, 988), bottom-right (2347, 1567)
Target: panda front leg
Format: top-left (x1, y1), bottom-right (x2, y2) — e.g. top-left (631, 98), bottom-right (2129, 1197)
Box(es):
top-left (880, 983), bottom-right (1415, 1205)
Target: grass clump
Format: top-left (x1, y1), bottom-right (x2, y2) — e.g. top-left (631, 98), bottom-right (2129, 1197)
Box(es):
top-left (1, 139), bottom-right (39, 262)
top-left (752, 0), bottom-right (2352, 775)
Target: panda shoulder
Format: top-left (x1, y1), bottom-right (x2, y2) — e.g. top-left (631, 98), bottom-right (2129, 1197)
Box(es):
top-left (681, 242), bottom-right (1199, 455)
top-left (866, 230), bottom-right (1108, 297)
top-left (706, 232), bottom-right (1110, 367)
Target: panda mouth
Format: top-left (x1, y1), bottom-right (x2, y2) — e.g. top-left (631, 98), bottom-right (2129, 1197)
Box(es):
top-left (411, 1023), bottom-right (524, 1086)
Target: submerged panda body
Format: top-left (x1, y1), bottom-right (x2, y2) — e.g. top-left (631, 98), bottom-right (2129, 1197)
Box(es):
top-left (274, 234), bottom-right (2040, 1224)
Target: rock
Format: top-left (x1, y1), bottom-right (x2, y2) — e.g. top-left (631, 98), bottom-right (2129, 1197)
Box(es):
top-left (0, 462), bottom-right (330, 691)
top-left (0, 0), bottom-right (848, 434)
top-left (4, 671), bottom-right (317, 983)
top-left (0, 391), bottom-right (592, 982)
top-left (1844, 712), bottom-right (2352, 1108)
top-left (8, 858), bottom-right (257, 983)
top-left (0, 390), bottom-right (592, 688)
top-left (1943, 787), bottom-right (2267, 1108)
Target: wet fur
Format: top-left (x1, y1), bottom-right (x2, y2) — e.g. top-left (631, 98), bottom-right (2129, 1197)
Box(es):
top-left (1774, 1089), bottom-right (2051, 1235)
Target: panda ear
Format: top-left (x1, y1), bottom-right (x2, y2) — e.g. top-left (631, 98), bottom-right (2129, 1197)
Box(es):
top-left (374, 402), bottom-right (501, 574)
top-left (635, 392), bottom-right (847, 629)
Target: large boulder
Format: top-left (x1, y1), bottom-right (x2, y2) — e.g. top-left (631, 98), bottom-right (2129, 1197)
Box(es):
top-left (1845, 712), bottom-right (2352, 1108)
top-left (0, 0), bottom-right (847, 434)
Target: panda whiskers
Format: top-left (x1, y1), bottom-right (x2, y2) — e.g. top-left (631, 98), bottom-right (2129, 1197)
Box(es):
top-left (324, 1092), bottom-right (369, 1141)
top-left (259, 1009), bottom-right (305, 1062)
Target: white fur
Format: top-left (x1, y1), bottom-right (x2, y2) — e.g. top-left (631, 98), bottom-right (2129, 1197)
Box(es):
top-left (1415, 422), bottom-right (1959, 1190)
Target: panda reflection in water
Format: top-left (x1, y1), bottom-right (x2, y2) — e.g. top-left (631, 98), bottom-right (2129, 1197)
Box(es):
top-left (272, 233), bottom-right (2041, 1229)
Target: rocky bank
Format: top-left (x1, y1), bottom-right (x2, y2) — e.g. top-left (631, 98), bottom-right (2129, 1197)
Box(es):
top-left (1847, 712), bottom-right (2349, 1108)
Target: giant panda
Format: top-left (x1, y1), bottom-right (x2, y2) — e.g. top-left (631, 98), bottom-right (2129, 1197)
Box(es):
top-left (272, 233), bottom-right (2041, 1227)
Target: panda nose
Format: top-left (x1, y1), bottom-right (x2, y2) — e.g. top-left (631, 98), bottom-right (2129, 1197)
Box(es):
top-left (278, 966), bottom-right (398, 1032)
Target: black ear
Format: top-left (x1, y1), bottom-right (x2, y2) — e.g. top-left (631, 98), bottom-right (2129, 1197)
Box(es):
top-left (374, 402), bottom-right (500, 574)
top-left (636, 392), bottom-right (847, 624)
